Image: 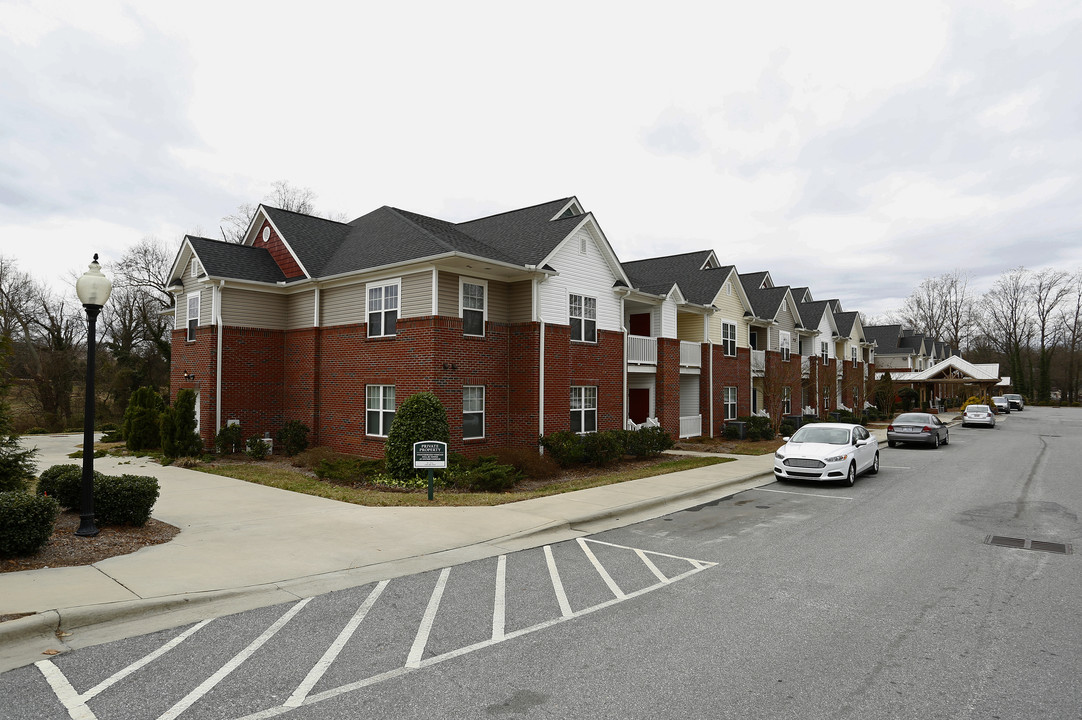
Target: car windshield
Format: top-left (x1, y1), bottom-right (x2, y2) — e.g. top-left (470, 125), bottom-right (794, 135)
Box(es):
top-left (1006, 395), bottom-right (1021, 400)
top-left (993, 397), bottom-right (1006, 402)
top-left (790, 426), bottom-right (850, 444)
top-left (967, 405), bottom-right (990, 412)
top-left (894, 414), bottom-right (927, 424)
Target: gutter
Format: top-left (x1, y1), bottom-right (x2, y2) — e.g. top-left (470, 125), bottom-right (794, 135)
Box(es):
top-left (215, 280), bottom-right (224, 439)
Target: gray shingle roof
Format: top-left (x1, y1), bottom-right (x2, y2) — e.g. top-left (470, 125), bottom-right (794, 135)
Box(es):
top-left (262, 206), bottom-right (351, 277)
top-left (790, 287), bottom-right (811, 303)
top-left (621, 250), bottom-right (734, 305)
top-left (739, 271), bottom-right (770, 291)
top-left (455, 198), bottom-right (584, 266)
top-left (188, 236), bottom-right (289, 284)
top-left (797, 300), bottom-right (830, 330)
top-left (864, 325), bottom-right (908, 354)
top-left (834, 310), bottom-right (858, 337)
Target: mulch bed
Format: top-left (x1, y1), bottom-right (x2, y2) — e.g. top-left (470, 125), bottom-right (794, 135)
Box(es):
top-left (0, 512), bottom-right (180, 576)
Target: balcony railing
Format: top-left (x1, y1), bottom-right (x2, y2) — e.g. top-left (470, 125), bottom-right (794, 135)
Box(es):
top-left (627, 335), bottom-right (657, 365)
top-left (680, 341), bottom-right (702, 368)
top-left (679, 414), bottom-right (702, 438)
top-left (751, 349), bottom-right (766, 376)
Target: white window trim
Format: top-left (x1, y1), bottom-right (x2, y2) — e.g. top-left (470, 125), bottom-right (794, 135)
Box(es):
top-left (722, 322), bottom-right (737, 357)
top-left (463, 385), bottom-right (485, 439)
top-left (190, 258), bottom-right (200, 278)
top-left (366, 385), bottom-right (395, 437)
top-left (570, 385), bottom-right (598, 434)
top-left (723, 386), bottom-right (737, 420)
top-left (782, 386), bottom-right (792, 416)
top-left (820, 341), bottom-right (829, 362)
top-left (366, 278), bottom-right (401, 338)
top-left (779, 330), bottom-right (791, 361)
top-left (569, 293), bottom-right (598, 343)
top-left (186, 292), bottom-right (200, 342)
top-left (460, 277), bottom-right (487, 337)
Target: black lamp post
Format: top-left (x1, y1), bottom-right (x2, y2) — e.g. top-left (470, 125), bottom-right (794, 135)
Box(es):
top-left (74, 254), bottom-right (112, 537)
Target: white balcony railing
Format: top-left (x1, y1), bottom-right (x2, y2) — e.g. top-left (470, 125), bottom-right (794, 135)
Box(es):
top-left (751, 349), bottom-right (766, 375)
top-left (679, 414), bottom-right (702, 438)
top-left (679, 341), bottom-right (702, 367)
top-left (627, 335), bottom-right (657, 365)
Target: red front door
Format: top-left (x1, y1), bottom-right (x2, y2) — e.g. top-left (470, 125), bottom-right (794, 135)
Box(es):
top-left (629, 388), bottom-right (650, 424)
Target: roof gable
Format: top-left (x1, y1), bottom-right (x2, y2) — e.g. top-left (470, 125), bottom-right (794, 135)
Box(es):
top-left (171, 236), bottom-right (290, 285)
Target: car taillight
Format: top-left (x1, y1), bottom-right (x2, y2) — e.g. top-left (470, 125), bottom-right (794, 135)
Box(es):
top-left (922, 426), bottom-right (932, 432)
top-left (887, 424), bottom-right (894, 431)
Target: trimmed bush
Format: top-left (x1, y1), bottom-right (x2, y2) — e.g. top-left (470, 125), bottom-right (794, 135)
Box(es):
top-left (624, 426), bottom-right (674, 457)
top-left (539, 431), bottom-right (585, 467)
top-left (723, 423), bottom-right (742, 440)
top-left (36, 464), bottom-right (106, 509)
top-left (315, 457), bottom-right (383, 484)
top-left (277, 421), bottom-right (310, 457)
top-left (779, 421), bottom-right (796, 438)
top-left (384, 392), bottom-right (450, 480)
top-left (292, 445), bottom-right (337, 469)
top-left (123, 387), bottom-right (164, 451)
top-left (461, 455), bottom-right (522, 492)
top-left (581, 430), bottom-right (624, 466)
top-left (94, 474), bottom-right (159, 526)
top-left (0, 491), bottom-right (59, 557)
top-left (216, 423), bottom-right (244, 454)
top-left (742, 416), bottom-right (773, 441)
top-left (246, 437), bottom-right (270, 460)
top-left (491, 447), bottom-right (560, 479)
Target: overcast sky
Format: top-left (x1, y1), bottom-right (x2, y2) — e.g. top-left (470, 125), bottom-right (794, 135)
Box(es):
top-left (2, 0), bottom-right (1080, 317)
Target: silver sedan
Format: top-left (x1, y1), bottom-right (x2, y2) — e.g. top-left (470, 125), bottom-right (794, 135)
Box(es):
top-left (887, 412), bottom-right (950, 448)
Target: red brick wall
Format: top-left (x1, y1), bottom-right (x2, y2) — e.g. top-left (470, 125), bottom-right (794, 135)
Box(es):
top-left (707, 346), bottom-right (752, 435)
top-left (256, 220), bottom-right (305, 279)
top-left (654, 338), bottom-right (681, 438)
top-left (170, 326), bottom-right (218, 450)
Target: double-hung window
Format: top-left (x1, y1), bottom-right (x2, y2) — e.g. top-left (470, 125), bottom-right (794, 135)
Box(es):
top-left (721, 322), bottom-right (737, 356)
top-left (367, 282), bottom-right (399, 337)
top-left (366, 385), bottom-right (395, 437)
top-left (782, 386), bottom-right (792, 415)
top-left (186, 293), bottom-right (200, 342)
top-left (723, 387), bottom-right (737, 420)
top-left (820, 341), bottom-right (829, 363)
top-left (463, 386), bottom-right (485, 439)
top-left (570, 386), bottom-right (597, 433)
top-left (779, 331), bottom-right (791, 361)
top-left (851, 347), bottom-right (858, 363)
top-left (570, 294), bottom-right (597, 343)
top-left (461, 279), bottom-right (485, 337)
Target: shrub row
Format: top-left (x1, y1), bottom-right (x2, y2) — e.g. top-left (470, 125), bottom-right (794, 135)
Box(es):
top-left (539, 427), bottom-right (674, 467)
top-left (33, 464), bottom-right (159, 526)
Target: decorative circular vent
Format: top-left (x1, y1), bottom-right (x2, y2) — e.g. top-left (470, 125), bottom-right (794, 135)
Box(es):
top-left (262, 227), bottom-right (271, 242)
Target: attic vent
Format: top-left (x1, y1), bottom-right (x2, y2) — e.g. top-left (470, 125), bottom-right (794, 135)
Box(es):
top-left (725, 282), bottom-right (731, 295)
top-left (262, 227), bottom-right (271, 243)
top-left (580, 237), bottom-right (587, 254)
top-left (560, 205), bottom-right (581, 220)
top-left (191, 259), bottom-right (200, 278)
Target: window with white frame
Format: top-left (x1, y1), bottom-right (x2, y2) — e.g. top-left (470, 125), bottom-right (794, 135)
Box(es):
top-left (820, 341), bottom-right (829, 362)
top-left (461, 279), bottom-right (486, 336)
top-left (186, 293), bottom-right (200, 342)
top-left (822, 384), bottom-right (830, 411)
top-left (723, 386), bottom-right (737, 420)
top-left (366, 385), bottom-right (395, 437)
top-left (721, 322), bottom-right (737, 356)
top-left (367, 281), bottom-right (399, 337)
top-left (463, 386), bottom-right (484, 439)
top-left (570, 386), bottom-right (597, 433)
top-left (779, 331), bottom-right (791, 361)
top-left (782, 386), bottom-right (791, 415)
top-left (852, 347), bottom-right (858, 363)
top-left (570, 294), bottom-right (597, 342)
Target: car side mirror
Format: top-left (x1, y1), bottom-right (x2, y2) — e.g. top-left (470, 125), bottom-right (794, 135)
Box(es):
top-left (782, 436), bottom-right (791, 442)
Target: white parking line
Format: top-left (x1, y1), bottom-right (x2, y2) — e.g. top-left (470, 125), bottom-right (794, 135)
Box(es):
top-left (759, 487), bottom-right (853, 500)
top-left (577, 537), bottom-right (625, 599)
top-left (879, 466), bottom-right (911, 470)
top-left (544, 545), bottom-right (574, 618)
top-left (492, 555), bottom-right (507, 641)
top-left (406, 568), bottom-right (450, 669)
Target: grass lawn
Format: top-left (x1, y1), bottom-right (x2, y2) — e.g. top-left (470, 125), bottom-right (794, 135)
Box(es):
top-left (196, 455), bottom-right (733, 507)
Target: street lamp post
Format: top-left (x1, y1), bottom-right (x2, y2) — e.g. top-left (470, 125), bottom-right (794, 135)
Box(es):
top-left (74, 254), bottom-right (112, 537)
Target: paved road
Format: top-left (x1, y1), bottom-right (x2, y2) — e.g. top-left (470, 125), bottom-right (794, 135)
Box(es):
top-left (2, 408), bottom-right (1080, 719)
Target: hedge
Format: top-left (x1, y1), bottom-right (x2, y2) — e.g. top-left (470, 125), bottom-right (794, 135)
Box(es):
top-left (0, 491), bottom-right (59, 557)
top-left (94, 474), bottom-right (159, 526)
top-left (36, 464), bottom-right (106, 510)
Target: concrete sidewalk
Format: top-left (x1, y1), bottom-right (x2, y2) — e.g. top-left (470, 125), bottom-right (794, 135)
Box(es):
top-left (1, 418), bottom-right (955, 672)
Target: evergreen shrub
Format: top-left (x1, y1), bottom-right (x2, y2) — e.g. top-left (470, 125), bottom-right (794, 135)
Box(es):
top-left (539, 431), bottom-right (585, 467)
top-left (94, 474), bottom-right (159, 526)
top-left (216, 423), bottom-right (244, 454)
top-left (384, 392), bottom-right (450, 480)
top-left (0, 491), bottom-right (59, 557)
top-left (123, 387), bottom-right (164, 451)
top-left (36, 464), bottom-right (106, 509)
top-left (277, 421), bottom-right (310, 456)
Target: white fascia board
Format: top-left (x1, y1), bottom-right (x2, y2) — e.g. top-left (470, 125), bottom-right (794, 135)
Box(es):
top-left (166, 238), bottom-right (197, 284)
top-left (259, 211), bottom-right (312, 279)
top-left (710, 267), bottom-right (756, 315)
top-left (206, 277), bottom-right (312, 294)
top-left (667, 285), bottom-right (687, 305)
top-left (241, 205), bottom-right (269, 246)
top-left (625, 289), bottom-right (666, 305)
top-left (539, 213), bottom-right (632, 288)
top-left (699, 250), bottom-right (720, 270)
top-left (549, 197), bottom-right (583, 220)
top-left (313, 252), bottom-right (544, 289)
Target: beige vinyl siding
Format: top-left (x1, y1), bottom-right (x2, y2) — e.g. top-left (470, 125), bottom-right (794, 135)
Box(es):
top-left (485, 280), bottom-right (509, 324)
top-left (221, 288), bottom-right (287, 330)
top-left (400, 271), bottom-right (432, 318)
top-left (321, 284), bottom-right (366, 326)
top-left (287, 290), bottom-right (315, 329)
top-left (706, 280), bottom-right (749, 348)
top-left (437, 271), bottom-right (459, 316)
top-left (770, 303), bottom-right (798, 350)
top-left (677, 312), bottom-right (705, 343)
top-left (508, 280), bottom-right (533, 323)
top-left (178, 256), bottom-right (211, 327)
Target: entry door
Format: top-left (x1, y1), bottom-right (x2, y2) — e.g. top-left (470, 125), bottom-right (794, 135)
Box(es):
top-left (629, 388), bottom-right (650, 424)
top-left (751, 388), bottom-right (759, 413)
top-left (630, 313), bottom-right (651, 337)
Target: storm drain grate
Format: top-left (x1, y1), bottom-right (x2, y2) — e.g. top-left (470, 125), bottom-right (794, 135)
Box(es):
top-left (985, 536), bottom-right (1072, 554)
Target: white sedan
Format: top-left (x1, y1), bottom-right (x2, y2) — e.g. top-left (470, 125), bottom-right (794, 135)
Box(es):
top-left (774, 422), bottom-right (880, 486)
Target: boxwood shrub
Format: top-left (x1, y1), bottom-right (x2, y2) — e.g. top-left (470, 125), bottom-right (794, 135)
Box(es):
top-left (94, 474), bottom-right (159, 526)
top-left (0, 491), bottom-right (59, 557)
top-left (36, 464), bottom-right (106, 510)
top-left (624, 426), bottom-right (674, 458)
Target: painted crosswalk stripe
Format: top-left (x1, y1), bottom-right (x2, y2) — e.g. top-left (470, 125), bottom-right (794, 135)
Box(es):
top-left (406, 568), bottom-right (450, 669)
top-left (544, 545), bottom-right (573, 617)
top-left (577, 537), bottom-right (624, 599)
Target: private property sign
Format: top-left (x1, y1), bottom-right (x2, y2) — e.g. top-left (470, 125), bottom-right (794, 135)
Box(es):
top-left (413, 441), bottom-right (448, 469)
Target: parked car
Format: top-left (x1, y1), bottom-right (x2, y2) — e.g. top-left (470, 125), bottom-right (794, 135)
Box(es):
top-left (991, 396), bottom-right (1010, 413)
top-left (961, 404), bottom-right (996, 428)
top-left (887, 412), bottom-right (950, 448)
top-left (774, 422), bottom-right (879, 486)
top-left (1004, 393), bottom-right (1025, 411)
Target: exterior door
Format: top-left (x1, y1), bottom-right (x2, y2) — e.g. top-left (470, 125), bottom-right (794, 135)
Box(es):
top-left (629, 388), bottom-right (650, 424)
top-left (630, 313), bottom-right (651, 337)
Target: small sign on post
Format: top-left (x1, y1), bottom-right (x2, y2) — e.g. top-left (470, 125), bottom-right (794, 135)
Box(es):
top-left (413, 441), bottom-right (447, 500)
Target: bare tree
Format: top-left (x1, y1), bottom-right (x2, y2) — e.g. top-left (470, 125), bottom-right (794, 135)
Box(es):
top-left (980, 267), bottom-right (1033, 397)
top-left (898, 276), bottom-right (949, 341)
top-left (1059, 270), bottom-right (1082, 404)
top-left (1030, 268), bottom-right (1071, 401)
top-left (219, 180), bottom-right (323, 243)
top-left (897, 271), bottom-right (976, 350)
top-left (111, 236), bottom-right (177, 308)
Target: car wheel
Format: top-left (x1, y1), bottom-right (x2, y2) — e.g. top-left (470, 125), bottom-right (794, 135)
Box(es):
top-left (943, 431), bottom-right (949, 446)
top-left (844, 462), bottom-right (856, 487)
top-left (887, 439), bottom-right (897, 448)
top-left (868, 451), bottom-right (879, 475)
top-left (933, 434), bottom-right (940, 449)
top-left (775, 473), bottom-right (787, 483)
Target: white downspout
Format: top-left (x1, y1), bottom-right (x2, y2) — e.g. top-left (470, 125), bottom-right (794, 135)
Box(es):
top-left (215, 280), bottom-right (224, 438)
top-left (534, 272), bottom-right (547, 440)
top-left (705, 311), bottom-right (713, 437)
top-left (617, 288), bottom-right (631, 429)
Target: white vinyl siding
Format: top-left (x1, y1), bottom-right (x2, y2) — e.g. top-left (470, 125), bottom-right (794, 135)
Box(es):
top-left (679, 376), bottom-right (699, 417)
top-left (537, 225), bottom-right (621, 333)
top-left (220, 288), bottom-right (288, 330)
